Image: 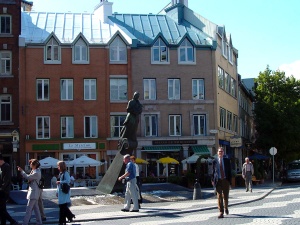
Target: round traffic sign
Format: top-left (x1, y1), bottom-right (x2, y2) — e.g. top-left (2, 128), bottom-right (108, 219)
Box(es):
top-left (269, 147), bottom-right (277, 155)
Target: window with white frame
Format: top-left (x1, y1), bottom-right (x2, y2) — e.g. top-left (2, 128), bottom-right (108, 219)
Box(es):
top-left (84, 79), bottom-right (96, 100)
top-left (110, 115), bottom-right (126, 137)
top-left (0, 95), bottom-right (11, 122)
top-left (110, 36), bottom-right (127, 63)
top-left (228, 46), bottom-right (233, 63)
top-left (222, 38), bottom-right (228, 58)
top-left (230, 77), bottom-right (236, 97)
top-left (61, 116), bottom-right (74, 138)
top-left (36, 116), bottom-right (50, 139)
top-left (110, 78), bottom-right (127, 101)
top-left (45, 38), bottom-right (60, 63)
top-left (178, 39), bottom-right (194, 63)
top-left (168, 79), bottom-right (180, 100)
top-left (0, 51), bottom-right (11, 75)
top-left (84, 116), bottom-right (97, 138)
top-left (220, 107), bottom-right (226, 129)
top-left (169, 115), bottom-right (181, 136)
top-left (193, 114), bottom-right (206, 136)
top-left (233, 114), bottom-right (238, 133)
top-left (0, 15), bottom-right (11, 34)
top-left (192, 79), bottom-right (204, 100)
top-left (152, 38), bottom-right (168, 63)
top-left (224, 72), bottom-right (231, 93)
top-left (73, 38), bottom-right (88, 63)
top-left (36, 79), bottom-right (49, 101)
top-left (218, 66), bottom-right (224, 89)
top-left (60, 79), bottom-right (73, 100)
top-left (143, 79), bottom-right (156, 100)
top-left (144, 114), bottom-right (158, 137)
top-left (227, 111), bottom-right (232, 130)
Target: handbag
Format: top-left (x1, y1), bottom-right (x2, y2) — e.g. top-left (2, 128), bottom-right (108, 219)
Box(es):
top-left (61, 172), bottom-right (70, 194)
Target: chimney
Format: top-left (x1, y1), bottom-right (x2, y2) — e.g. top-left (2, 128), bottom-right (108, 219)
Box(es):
top-left (94, 0), bottom-right (113, 24)
top-left (171, 0), bottom-right (188, 7)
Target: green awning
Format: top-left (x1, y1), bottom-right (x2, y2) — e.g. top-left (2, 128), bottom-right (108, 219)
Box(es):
top-left (141, 145), bottom-right (182, 152)
top-left (190, 145), bottom-right (210, 155)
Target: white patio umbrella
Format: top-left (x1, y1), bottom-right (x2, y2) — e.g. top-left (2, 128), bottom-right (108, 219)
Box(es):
top-left (39, 156), bottom-right (59, 169)
top-left (181, 154), bottom-right (200, 164)
top-left (67, 155), bottom-right (103, 167)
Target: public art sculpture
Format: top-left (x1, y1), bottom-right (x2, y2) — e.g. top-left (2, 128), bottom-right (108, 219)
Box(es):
top-left (97, 92), bottom-right (143, 194)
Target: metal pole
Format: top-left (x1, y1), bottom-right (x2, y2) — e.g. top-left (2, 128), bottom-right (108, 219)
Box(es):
top-left (272, 154), bottom-right (275, 185)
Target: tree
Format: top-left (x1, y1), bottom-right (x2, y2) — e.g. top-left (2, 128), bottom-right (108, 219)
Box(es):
top-left (254, 66), bottom-right (300, 161)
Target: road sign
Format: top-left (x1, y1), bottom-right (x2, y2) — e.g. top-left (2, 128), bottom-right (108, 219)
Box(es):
top-left (269, 147), bottom-right (277, 155)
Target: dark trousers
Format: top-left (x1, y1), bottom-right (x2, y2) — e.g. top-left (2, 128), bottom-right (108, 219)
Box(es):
top-left (136, 176), bottom-right (143, 203)
top-left (59, 203), bottom-right (74, 223)
top-left (0, 192), bottom-right (15, 225)
top-left (216, 178), bottom-right (230, 213)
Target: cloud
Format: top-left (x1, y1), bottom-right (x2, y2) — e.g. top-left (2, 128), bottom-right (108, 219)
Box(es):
top-left (278, 60), bottom-right (300, 80)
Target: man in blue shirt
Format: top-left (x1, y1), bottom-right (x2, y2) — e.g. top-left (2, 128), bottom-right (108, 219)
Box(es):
top-left (118, 154), bottom-right (139, 212)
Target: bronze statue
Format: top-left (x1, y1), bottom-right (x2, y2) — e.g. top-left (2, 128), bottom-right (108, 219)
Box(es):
top-left (97, 92), bottom-right (143, 194)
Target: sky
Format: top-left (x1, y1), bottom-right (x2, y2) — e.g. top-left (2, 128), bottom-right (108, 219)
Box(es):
top-left (30, 0), bottom-right (300, 80)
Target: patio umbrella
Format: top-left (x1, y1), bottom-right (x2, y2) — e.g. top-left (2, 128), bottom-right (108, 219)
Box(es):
top-left (135, 158), bottom-right (149, 164)
top-left (181, 154), bottom-right (200, 164)
top-left (157, 156), bottom-right (179, 164)
top-left (39, 156), bottom-right (59, 169)
top-left (68, 155), bottom-right (103, 167)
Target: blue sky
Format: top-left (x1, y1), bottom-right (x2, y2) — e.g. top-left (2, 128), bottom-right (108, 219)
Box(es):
top-left (31, 0), bottom-right (300, 80)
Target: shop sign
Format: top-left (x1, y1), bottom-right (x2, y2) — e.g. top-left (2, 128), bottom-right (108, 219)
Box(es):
top-left (63, 143), bottom-right (96, 150)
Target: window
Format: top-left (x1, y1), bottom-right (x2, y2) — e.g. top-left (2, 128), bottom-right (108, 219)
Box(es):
top-left (110, 36), bottom-right (127, 63)
top-left (84, 116), bottom-right (97, 138)
top-left (0, 51), bottom-right (11, 75)
top-left (228, 46), bottom-right (233, 63)
top-left (144, 115), bottom-right (158, 137)
top-left (61, 116), bottom-right (74, 138)
top-left (110, 115), bottom-right (126, 137)
top-left (227, 111), bottom-right (232, 130)
top-left (169, 115), bottom-right (181, 136)
top-left (233, 114), bottom-right (238, 133)
top-left (192, 79), bottom-right (204, 100)
top-left (36, 79), bottom-right (49, 101)
top-left (178, 39), bottom-right (194, 63)
top-left (0, 15), bottom-right (11, 34)
top-left (218, 66), bottom-right (224, 89)
top-left (168, 79), bottom-right (180, 100)
top-left (0, 95), bottom-right (11, 122)
top-left (230, 77), bottom-right (236, 97)
top-left (60, 79), bottom-right (73, 100)
top-left (45, 38), bottom-right (60, 63)
top-left (222, 38), bottom-right (228, 58)
top-left (110, 78), bottom-right (127, 101)
top-left (36, 116), bottom-right (50, 139)
top-left (73, 38), bottom-right (88, 63)
top-left (84, 79), bottom-right (96, 100)
top-left (220, 107), bottom-right (226, 129)
top-left (193, 114), bottom-right (206, 136)
top-left (224, 72), bottom-right (231, 93)
top-left (152, 38), bottom-right (168, 63)
top-left (143, 79), bottom-right (156, 100)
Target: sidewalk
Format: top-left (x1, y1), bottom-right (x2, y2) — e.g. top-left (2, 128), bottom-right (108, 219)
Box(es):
top-left (8, 181), bottom-right (281, 224)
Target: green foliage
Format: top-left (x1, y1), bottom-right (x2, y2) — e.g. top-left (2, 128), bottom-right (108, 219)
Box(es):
top-left (254, 66), bottom-right (300, 160)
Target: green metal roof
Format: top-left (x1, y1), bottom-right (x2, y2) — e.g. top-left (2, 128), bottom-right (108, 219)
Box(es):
top-left (141, 145), bottom-right (182, 152)
top-left (190, 145), bottom-right (210, 155)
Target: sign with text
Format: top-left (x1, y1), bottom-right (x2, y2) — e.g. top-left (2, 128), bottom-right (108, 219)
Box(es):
top-left (63, 143), bottom-right (96, 150)
top-left (230, 137), bottom-right (242, 147)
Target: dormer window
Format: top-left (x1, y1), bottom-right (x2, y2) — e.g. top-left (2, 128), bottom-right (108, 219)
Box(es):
top-left (152, 38), bottom-right (169, 64)
top-left (178, 39), bottom-right (195, 64)
top-left (110, 36), bottom-right (127, 63)
top-left (44, 38), bottom-right (61, 64)
top-left (73, 38), bottom-right (89, 64)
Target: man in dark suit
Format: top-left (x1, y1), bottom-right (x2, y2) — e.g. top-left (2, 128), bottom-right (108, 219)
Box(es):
top-left (0, 153), bottom-right (19, 225)
top-left (211, 147), bottom-right (232, 219)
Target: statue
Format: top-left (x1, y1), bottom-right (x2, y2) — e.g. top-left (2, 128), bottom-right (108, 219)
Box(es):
top-left (97, 92), bottom-right (143, 194)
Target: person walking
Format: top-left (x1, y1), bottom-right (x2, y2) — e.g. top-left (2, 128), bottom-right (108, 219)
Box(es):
top-left (130, 156), bottom-right (143, 207)
top-left (38, 190), bottom-right (46, 221)
top-left (0, 153), bottom-right (19, 225)
top-left (118, 154), bottom-right (139, 212)
top-left (17, 159), bottom-right (43, 225)
top-left (56, 161), bottom-right (75, 225)
top-left (211, 147), bottom-right (232, 219)
top-left (242, 157), bottom-right (254, 192)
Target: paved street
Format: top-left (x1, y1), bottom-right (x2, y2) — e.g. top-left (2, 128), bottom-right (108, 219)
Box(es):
top-left (7, 182), bottom-right (300, 224)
